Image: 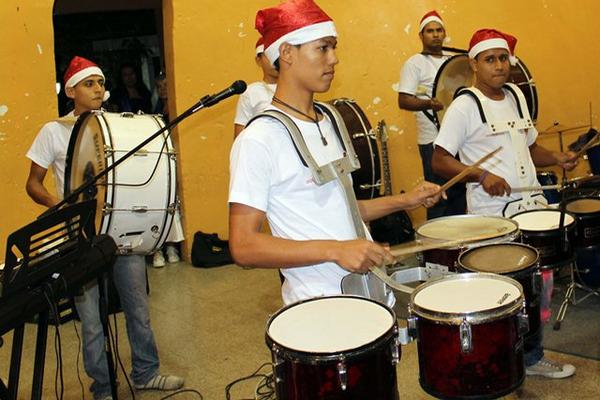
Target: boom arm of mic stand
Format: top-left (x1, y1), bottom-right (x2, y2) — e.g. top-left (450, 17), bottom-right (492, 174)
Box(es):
top-left (38, 96), bottom-right (210, 219)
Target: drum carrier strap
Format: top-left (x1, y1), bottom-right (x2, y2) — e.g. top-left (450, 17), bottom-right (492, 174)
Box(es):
top-left (247, 103), bottom-right (400, 301)
top-left (456, 83), bottom-right (546, 216)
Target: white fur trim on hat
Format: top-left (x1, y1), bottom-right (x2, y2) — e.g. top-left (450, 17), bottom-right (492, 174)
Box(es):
top-left (419, 16), bottom-right (444, 32)
top-left (65, 66), bottom-right (105, 88)
top-left (468, 38), bottom-right (509, 59)
top-left (264, 21), bottom-right (337, 65)
top-left (255, 44), bottom-right (265, 55)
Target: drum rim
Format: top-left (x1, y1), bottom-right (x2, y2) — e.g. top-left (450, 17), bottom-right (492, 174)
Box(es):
top-left (409, 273), bottom-right (524, 324)
top-left (265, 295), bottom-right (398, 362)
top-left (511, 209), bottom-right (576, 232)
top-left (458, 243), bottom-right (540, 275)
top-left (416, 214), bottom-right (519, 242)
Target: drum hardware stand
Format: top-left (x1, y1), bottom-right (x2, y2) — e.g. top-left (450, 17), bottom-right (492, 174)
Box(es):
top-left (554, 259), bottom-right (600, 330)
top-left (40, 80), bottom-right (247, 220)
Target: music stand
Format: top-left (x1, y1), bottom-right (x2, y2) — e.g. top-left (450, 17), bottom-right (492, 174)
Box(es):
top-left (0, 200), bottom-right (117, 400)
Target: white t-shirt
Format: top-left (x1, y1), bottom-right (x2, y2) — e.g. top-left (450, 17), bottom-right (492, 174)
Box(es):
top-left (26, 111), bottom-right (76, 198)
top-left (233, 81), bottom-right (276, 127)
top-left (434, 89), bottom-right (539, 215)
top-left (229, 107), bottom-right (369, 305)
top-left (397, 53), bottom-right (449, 144)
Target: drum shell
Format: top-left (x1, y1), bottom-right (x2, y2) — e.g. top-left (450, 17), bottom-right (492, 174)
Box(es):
top-left (409, 274), bottom-right (525, 399)
top-left (565, 197), bottom-right (600, 247)
top-left (575, 245), bottom-right (600, 288)
top-left (457, 244), bottom-right (542, 340)
top-left (327, 99), bottom-right (381, 200)
top-left (586, 145), bottom-right (600, 175)
top-left (511, 210), bottom-right (577, 268)
top-left (266, 296), bottom-right (399, 400)
top-left (536, 171), bottom-right (560, 204)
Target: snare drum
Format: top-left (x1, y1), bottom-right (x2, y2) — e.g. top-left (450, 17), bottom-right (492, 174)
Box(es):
top-left (409, 273), bottom-right (526, 399)
top-left (65, 111), bottom-right (177, 254)
top-left (511, 210), bottom-right (576, 268)
top-left (266, 296), bottom-right (400, 400)
top-left (458, 244), bottom-right (542, 340)
top-left (565, 197), bottom-right (600, 247)
top-left (327, 98), bottom-right (381, 200)
top-left (416, 215), bottom-right (519, 272)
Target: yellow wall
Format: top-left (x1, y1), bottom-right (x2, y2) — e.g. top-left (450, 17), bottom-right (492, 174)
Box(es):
top-left (1, 0), bottom-right (599, 258)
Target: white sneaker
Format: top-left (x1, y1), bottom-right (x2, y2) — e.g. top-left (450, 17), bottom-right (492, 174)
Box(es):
top-left (135, 374), bottom-right (184, 391)
top-left (153, 250), bottom-right (166, 268)
top-left (526, 357), bottom-right (576, 379)
top-left (166, 245), bottom-right (180, 263)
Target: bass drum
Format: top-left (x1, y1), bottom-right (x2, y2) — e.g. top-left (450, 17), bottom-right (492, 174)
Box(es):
top-left (65, 111), bottom-right (177, 255)
top-left (327, 98), bottom-right (381, 200)
top-left (432, 54), bottom-right (538, 125)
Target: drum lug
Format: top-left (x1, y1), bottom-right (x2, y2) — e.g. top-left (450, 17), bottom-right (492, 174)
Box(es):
top-left (168, 203), bottom-right (178, 215)
top-left (271, 346), bottom-right (284, 384)
top-left (120, 112), bottom-right (135, 118)
top-left (103, 203), bottom-right (113, 214)
top-left (533, 269), bottom-right (542, 296)
top-left (391, 325), bottom-right (402, 364)
top-left (518, 300), bottom-right (530, 336)
top-left (399, 315), bottom-right (417, 345)
top-left (337, 361), bottom-right (347, 391)
top-left (459, 319), bottom-right (472, 353)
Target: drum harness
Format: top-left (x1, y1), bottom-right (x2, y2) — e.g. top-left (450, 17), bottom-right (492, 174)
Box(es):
top-left (247, 103), bottom-right (415, 301)
top-left (456, 82), bottom-right (547, 217)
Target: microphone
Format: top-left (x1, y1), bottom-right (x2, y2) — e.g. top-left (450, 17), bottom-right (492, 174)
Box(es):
top-left (201, 80), bottom-right (247, 108)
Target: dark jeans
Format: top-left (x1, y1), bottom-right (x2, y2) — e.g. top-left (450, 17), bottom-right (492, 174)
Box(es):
top-left (418, 143), bottom-right (466, 220)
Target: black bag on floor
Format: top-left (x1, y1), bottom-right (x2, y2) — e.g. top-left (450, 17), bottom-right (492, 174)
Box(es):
top-left (191, 231), bottom-right (233, 268)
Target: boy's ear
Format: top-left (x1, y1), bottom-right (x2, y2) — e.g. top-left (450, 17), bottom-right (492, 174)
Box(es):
top-left (65, 86), bottom-right (75, 99)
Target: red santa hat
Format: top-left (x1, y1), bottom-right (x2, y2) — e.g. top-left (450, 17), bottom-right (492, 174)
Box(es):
top-left (255, 0), bottom-right (337, 65)
top-left (468, 29), bottom-right (518, 65)
top-left (63, 56), bottom-right (110, 101)
top-left (419, 10), bottom-right (444, 32)
top-left (255, 37), bottom-right (265, 55)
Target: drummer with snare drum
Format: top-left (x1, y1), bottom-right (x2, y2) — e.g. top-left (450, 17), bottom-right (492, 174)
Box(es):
top-left (431, 29), bottom-right (576, 379)
top-left (396, 10), bottom-right (466, 219)
top-left (25, 56), bottom-right (184, 399)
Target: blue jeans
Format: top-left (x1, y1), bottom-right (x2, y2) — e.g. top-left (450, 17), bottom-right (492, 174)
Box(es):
top-left (524, 325), bottom-right (544, 367)
top-left (75, 255), bottom-right (159, 399)
top-left (418, 143), bottom-right (466, 220)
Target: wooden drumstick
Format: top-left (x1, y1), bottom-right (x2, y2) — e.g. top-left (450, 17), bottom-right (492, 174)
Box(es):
top-left (437, 146), bottom-right (503, 194)
top-left (512, 184), bottom-right (562, 193)
top-left (388, 233), bottom-right (507, 259)
top-left (534, 199), bottom-right (554, 209)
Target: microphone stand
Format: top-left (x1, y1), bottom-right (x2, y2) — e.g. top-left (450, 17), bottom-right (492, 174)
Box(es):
top-left (35, 83), bottom-right (243, 400)
top-left (40, 88), bottom-right (237, 219)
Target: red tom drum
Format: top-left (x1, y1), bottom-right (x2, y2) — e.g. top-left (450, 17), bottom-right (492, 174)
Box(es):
top-left (266, 296), bottom-right (400, 400)
top-left (409, 273), bottom-right (527, 399)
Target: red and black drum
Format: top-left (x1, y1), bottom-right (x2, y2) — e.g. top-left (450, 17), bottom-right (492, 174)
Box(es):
top-left (266, 296), bottom-right (400, 400)
top-left (409, 273), bottom-right (527, 399)
top-left (416, 215), bottom-right (519, 272)
top-left (511, 210), bottom-right (576, 268)
top-left (458, 243), bottom-right (542, 340)
top-left (327, 98), bottom-right (381, 200)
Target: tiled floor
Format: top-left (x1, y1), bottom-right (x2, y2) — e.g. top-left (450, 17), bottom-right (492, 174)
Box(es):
top-left (1, 262), bottom-right (598, 399)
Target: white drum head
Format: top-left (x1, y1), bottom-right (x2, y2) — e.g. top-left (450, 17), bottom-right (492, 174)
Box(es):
top-left (413, 275), bottom-right (522, 314)
top-left (417, 215), bottom-right (518, 241)
top-left (267, 297), bottom-right (394, 353)
top-left (512, 210), bottom-right (574, 231)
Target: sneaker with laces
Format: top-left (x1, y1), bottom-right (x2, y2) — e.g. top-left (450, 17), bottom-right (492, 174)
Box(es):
top-left (165, 245), bottom-right (180, 263)
top-left (526, 358), bottom-right (575, 379)
top-left (153, 250), bottom-right (166, 268)
top-left (135, 374), bottom-right (184, 391)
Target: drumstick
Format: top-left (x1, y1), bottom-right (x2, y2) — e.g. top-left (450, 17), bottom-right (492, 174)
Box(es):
top-left (388, 233), bottom-right (507, 259)
top-left (572, 131), bottom-right (600, 159)
top-left (534, 199), bottom-right (554, 209)
top-left (512, 184), bottom-right (562, 193)
top-left (437, 146), bottom-right (502, 194)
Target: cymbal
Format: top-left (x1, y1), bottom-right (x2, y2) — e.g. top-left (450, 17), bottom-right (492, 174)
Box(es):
top-left (540, 123), bottom-right (590, 135)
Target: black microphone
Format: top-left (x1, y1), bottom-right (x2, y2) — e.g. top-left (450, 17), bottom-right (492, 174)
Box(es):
top-left (201, 80), bottom-right (247, 107)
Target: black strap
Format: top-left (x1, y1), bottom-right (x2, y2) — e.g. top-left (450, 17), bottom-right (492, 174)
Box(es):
top-left (421, 109), bottom-right (440, 129)
top-left (456, 88), bottom-right (487, 123)
top-left (502, 84), bottom-right (525, 119)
